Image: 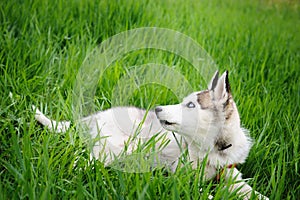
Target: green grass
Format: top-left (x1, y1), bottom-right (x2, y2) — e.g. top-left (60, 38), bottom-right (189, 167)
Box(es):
top-left (0, 0), bottom-right (299, 199)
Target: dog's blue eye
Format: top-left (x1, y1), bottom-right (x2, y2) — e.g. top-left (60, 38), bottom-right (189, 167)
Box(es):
top-left (186, 102), bottom-right (195, 108)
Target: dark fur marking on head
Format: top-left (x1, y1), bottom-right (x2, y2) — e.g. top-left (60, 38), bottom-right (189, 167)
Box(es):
top-left (225, 109), bottom-right (234, 120)
top-left (197, 90), bottom-right (212, 109)
top-left (222, 95), bottom-right (232, 110)
top-left (223, 95), bottom-right (234, 120)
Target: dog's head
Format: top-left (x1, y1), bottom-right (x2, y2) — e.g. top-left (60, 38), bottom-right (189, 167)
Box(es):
top-left (155, 70), bottom-right (240, 145)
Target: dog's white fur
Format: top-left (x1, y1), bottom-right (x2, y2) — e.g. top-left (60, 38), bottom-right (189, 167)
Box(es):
top-left (33, 71), bottom-right (268, 200)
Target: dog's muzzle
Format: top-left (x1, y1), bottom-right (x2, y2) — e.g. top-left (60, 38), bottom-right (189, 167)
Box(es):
top-left (155, 106), bottom-right (176, 126)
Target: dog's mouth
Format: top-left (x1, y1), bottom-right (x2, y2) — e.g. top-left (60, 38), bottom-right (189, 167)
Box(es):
top-left (160, 120), bottom-right (176, 126)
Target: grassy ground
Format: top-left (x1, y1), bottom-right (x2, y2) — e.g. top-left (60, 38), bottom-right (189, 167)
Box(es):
top-left (0, 0), bottom-right (299, 199)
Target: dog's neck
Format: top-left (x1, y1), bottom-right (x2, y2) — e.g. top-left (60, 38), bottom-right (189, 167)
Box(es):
top-left (181, 126), bottom-right (235, 162)
top-left (182, 125), bottom-right (251, 174)
top-left (184, 134), bottom-right (232, 152)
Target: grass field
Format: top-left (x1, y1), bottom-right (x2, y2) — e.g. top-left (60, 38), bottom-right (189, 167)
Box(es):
top-left (0, 0), bottom-right (299, 199)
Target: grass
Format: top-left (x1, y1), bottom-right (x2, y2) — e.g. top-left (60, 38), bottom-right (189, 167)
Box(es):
top-left (0, 0), bottom-right (299, 199)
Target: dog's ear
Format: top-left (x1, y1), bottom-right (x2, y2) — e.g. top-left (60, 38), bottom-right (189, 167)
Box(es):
top-left (208, 70), bottom-right (219, 91)
top-left (212, 70), bottom-right (231, 102)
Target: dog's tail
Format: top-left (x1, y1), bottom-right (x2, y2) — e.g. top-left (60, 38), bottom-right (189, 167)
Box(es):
top-left (32, 105), bottom-right (71, 133)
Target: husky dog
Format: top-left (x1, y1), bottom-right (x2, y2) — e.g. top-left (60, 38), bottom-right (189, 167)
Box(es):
top-left (33, 71), bottom-right (268, 200)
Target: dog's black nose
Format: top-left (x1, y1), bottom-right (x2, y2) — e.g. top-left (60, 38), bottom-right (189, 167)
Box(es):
top-left (155, 107), bottom-right (162, 113)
